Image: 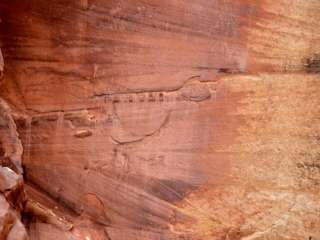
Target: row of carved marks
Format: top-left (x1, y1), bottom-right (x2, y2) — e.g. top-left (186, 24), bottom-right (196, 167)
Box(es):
top-left (303, 54), bottom-right (320, 73)
top-left (280, 54), bottom-right (320, 73)
top-left (96, 81), bottom-right (217, 104)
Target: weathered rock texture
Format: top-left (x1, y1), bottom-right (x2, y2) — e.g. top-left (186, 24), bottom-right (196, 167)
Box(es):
top-left (0, 97), bottom-right (28, 240)
top-left (0, 98), bottom-right (24, 174)
top-left (0, 168), bottom-right (27, 240)
top-left (0, 0), bottom-right (320, 239)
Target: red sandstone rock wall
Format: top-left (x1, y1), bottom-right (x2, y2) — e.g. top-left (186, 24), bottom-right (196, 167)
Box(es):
top-left (0, 1), bottom-right (319, 239)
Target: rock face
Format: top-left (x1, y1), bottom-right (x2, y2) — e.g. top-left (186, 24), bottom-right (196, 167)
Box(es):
top-left (0, 1), bottom-right (320, 239)
top-left (0, 168), bottom-right (27, 240)
top-left (0, 96), bottom-right (28, 240)
top-left (0, 98), bottom-right (24, 174)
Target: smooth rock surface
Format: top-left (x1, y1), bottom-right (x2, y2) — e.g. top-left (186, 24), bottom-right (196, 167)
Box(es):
top-left (0, 1), bottom-right (319, 239)
top-left (7, 220), bottom-right (28, 240)
top-left (0, 167), bottom-right (22, 192)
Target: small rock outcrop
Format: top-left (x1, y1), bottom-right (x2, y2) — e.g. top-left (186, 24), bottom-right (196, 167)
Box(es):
top-left (0, 48), bottom-right (28, 239)
top-left (0, 168), bottom-right (27, 240)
